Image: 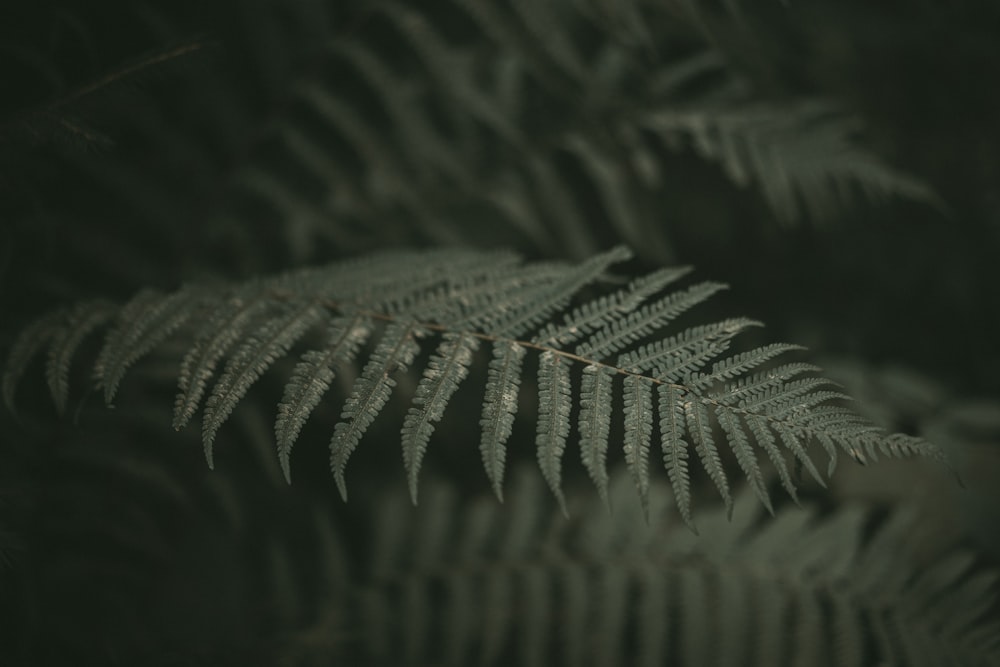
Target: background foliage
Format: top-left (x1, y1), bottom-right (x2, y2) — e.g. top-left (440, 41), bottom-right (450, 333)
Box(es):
top-left (1, 0), bottom-right (998, 664)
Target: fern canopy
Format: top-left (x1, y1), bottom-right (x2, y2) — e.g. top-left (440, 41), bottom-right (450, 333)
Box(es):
top-left (3, 246), bottom-right (944, 517)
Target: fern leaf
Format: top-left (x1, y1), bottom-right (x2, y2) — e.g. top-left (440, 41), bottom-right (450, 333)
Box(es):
top-left (6, 248), bottom-right (945, 518)
top-left (479, 340), bottom-right (527, 501)
top-left (275, 316), bottom-right (372, 483)
top-left (402, 332), bottom-right (480, 503)
top-left (96, 287), bottom-right (205, 404)
top-left (622, 374), bottom-right (654, 518)
top-left (330, 322), bottom-right (424, 500)
top-left (536, 350), bottom-right (572, 514)
top-left (350, 470), bottom-right (1000, 667)
top-left (173, 286), bottom-right (274, 430)
top-left (659, 384), bottom-right (695, 531)
top-left (45, 301), bottom-right (117, 414)
top-left (619, 317), bottom-right (760, 375)
top-left (689, 342), bottom-right (807, 390)
top-left (685, 397), bottom-right (732, 517)
top-left (491, 245), bottom-right (631, 336)
top-left (3, 308), bottom-right (70, 412)
top-left (534, 266), bottom-right (691, 347)
top-left (202, 302), bottom-right (324, 468)
top-left (578, 364), bottom-right (615, 508)
top-left (744, 413), bottom-right (798, 503)
top-left (714, 363), bottom-right (828, 405)
top-left (743, 383), bottom-right (852, 419)
top-left (772, 422), bottom-right (825, 487)
top-left (577, 281), bottom-right (727, 360)
top-left (643, 97), bottom-right (940, 226)
top-left (715, 406), bottom-right (772, 513)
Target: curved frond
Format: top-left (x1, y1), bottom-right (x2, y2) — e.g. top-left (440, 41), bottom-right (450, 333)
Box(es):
top-left (402, 332), bottom-right (480, 503)
top-left (94, 286), bottom-right (207, 404)
top-left (3, 308), bottom-right (71, 412)
top-left (3, 247), bottom-right (945, 518)
top-left (45, 301), bottom-right (117, 415)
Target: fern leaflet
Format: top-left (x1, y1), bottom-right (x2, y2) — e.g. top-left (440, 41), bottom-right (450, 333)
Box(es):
top-left (275, 316), bottom-right (372, 482)
top-left (402, 331), bottom-right (480, 503)
top-left (479, 340), bottom-right (526, 501)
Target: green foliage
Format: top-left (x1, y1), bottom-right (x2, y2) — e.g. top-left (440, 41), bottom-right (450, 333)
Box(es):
top-left (5, 247), bottom-right (944, 520)
top-left (2, 0), bottom-right (999, 665)
top-left (337, 468), bottom-right (1000, 666)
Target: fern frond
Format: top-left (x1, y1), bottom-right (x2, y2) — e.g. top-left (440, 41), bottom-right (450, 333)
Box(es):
top-left (620, 317), bottom-right (760, 375)
top-left (173, 284), bottom-right (275, 430)
top-left (3, 247), bottom-right (946, 518)
top-left (534, 266), bottom-right (691, 348)
top-left (275, 316), bottom-right (372, 483)
top-left (95, 286), bottom-right (207, 404)
top-left (576, 281), bottom-right (726, 359)
top-left (45, 301), bottom-right (117, 415)
top-left (340, 469), bottom-right (1000, 666)
top-left (4, 308), bottom-right (72, 412)
top-left (642, 96), bottom-right (941, 226)
top-left (330, 321), bottom-right (424, 501)
top-left (488, 245), bottom-right (631, 337)
top-left (688, 342), bottom-right (806, 390)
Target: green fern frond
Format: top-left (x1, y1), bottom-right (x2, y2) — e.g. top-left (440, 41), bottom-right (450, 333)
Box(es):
top-left (45, 300), bottom-right (117, 415)
top-left (95, 286), bottom-right (207, 404)
top-left (338, 468), bottom-right (1000, 667)
top-left (204, 2), bottom-right (937, 265)
top-left (3, 247), bottom-right (946, 517)
top-left (642, 96), bottom-right (941, 225)
top-left (4, 307), bottom-right (73, 413)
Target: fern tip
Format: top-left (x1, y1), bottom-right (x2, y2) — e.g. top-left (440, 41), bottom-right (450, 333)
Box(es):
top-left (334, 474), bottom-right (349, 503)
top-left (490, 481), bottom-right (504, 504)
top-left (555, 491), bottom-right (569, 519)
